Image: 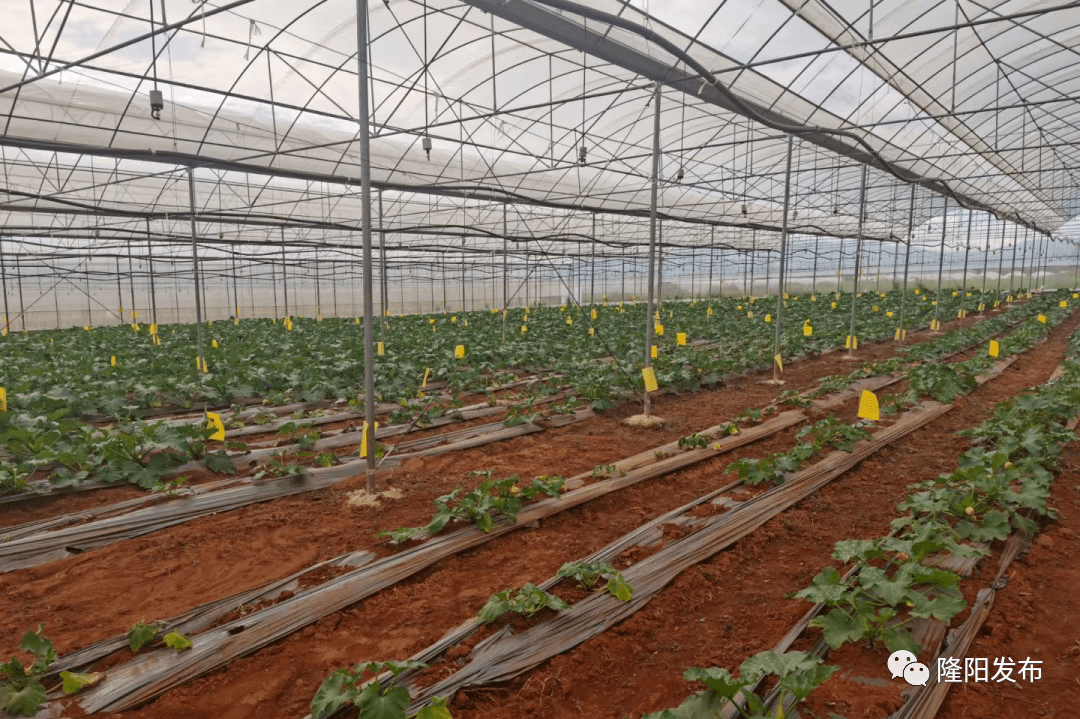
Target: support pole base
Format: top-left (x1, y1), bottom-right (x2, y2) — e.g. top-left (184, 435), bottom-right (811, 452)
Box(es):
top-left (624, 414), bottom-right (666, 428)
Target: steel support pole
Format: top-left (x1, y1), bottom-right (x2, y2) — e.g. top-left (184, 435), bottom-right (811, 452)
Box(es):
top-left (0, 237), bottom-right (9, 339)
top-left (897, 185), bottom-right (916, 340)
top-left (356, 0), bottom-right (378, 489)
top-left (749, 233), bottom-right (756, 297)
top-left (643, 84), bottom-right (660, 418)
top-left (1073, 240), bottom-right (1079, 289)
top-left (959, 211), bottom-right (972, 317)
top-left (127, 241), bottom-right (137, 322)
top-left (773, 135), bottom-right (794, 380)
top-left (1009, 225), bottom-right (1019, 295)
top-left (980, 213), bottom-right (991, 300)
top-left (146, 220), bottom-right (158, 325)
top-left (933, 198), bottom-right (948, 329)
top-left (657, 219), bottom-right (664, 306)
top-left (502, 204), bottom-right (509, 309)
top-left (187, 166), bottom-right (205, 373)
top-left (996, 219), bottom-right (1005, 295)
top-left (378, 191), bottom-right (388, 327)
top-left (115, 255), bottom-right (124, 324)
top-left (231, 253), bottom-right (240, 318)
top-left (707, 226), bottom-right (715, 296)
top-left (812, 235), bottom-right (819, 294)
top-left (460, 236), bottom-right (467, 312)
top-left (280, 229), bottom-right (290, 317)
top-left (1018, 228), bottom-right (1028, 292)
top-left (836, 237), bottom-right (843, 293)
top-left (590, 213), bottom-right (596, 303)
top-left (847, 165), bottom-right (868, 356)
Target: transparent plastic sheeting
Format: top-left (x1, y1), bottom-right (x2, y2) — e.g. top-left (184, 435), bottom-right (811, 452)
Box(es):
top-left (0, 0), bottom-right (1077, 252)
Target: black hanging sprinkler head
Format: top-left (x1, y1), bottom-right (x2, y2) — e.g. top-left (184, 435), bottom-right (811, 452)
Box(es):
top-left (150, 89), bottom-right (164, 120)
top-left (741, 203), bottom-right (748, 216)
top-left (422, 135), bottom-right (433, 160)
top-left (676, 166), bottom-right (684, 183)
top-left (579, 142), bottom-right (587, 166)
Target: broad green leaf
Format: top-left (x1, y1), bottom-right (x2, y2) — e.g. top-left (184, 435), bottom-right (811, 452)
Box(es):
top-left (60, 671), bottom-right (103, 694)
top-left (356, 683), bottom-right (411, 719)
top-left (683, 666), bottom-right (747, 698)
top-left (606, 574), bottom-right (634, 602)
top-left (1, 681), bottom-right (47, 716)
top-left (126, 621), bottom-right (160, 652)
top-left (163, 631), bottom-right (192, 652)
top-left (310, 668), bottom-right (358, 719)
top-left (416, 696), bottom-right (453, 719)
top-left (204, 450), bottom-right (236, 475)
top-left (813, 608), bottom-right (867, 649)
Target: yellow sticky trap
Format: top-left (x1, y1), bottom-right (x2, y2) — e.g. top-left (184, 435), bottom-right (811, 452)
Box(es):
top-left (561, 306), bottom-right (567, 313)
top-left (957, 310), bottom-right (966, 318)
top-left (931, 300), bottom-right (937, 306)
top-left (764, 314), bottom-right (771, 323)
top-left (1007, 296), bottom-right (1013, 303)
top-left (831, 302), bottom-right (837, 309)
top-left (858, 390), bottom-right (880, 421)
top-left (952, 291), bottom-right (958, 297)
top-left (521, 324), bottom-right (528, 334)
top-left (846, 335), bottom-right (858, 350)
top-left (642, 367), bottom-right (658, 392)
top-left (591, 309), bottom-right (597, 320)
top-left (212, 339), bottom-right (218, 348)
top-left (914, 288), bottom-right (920, 294)
top-left (110, 355), bottom-right (116, 367)
top-left (359, 421), bottom-right (380, 458)
top-left (747, 311), bottom-right (754, 319)
top-left (1060, 300), bottom-right (1068, 309)
top-left (783, 292), bottom-right (789, 300)
top-left (803, 324), bottom-right (813, 336)
top-left (886, 311), bottom-right (894, 318)
top-left (206, 412), bottom-right (226, 441)
top-left (566, 317), bottom-right (573, 326)
top-left (463, 318), bottom-right (468, 327)
top-left (1073, 293), bottom-right (1078, 299)
top-left (774, 354), bottom-right (783, 372)
top-left (317, 314), bottom-right (323, 323)
top-left (651, 345), bottom-right (658, 359)
top-left (872, 305), bottom-right (879, 312)
top-left (0, 387), bottom-right (6, 412)
top-left (857, 293), bottom-right (862, 298)
top-left (355, 317), bottom-right (361, 324)
top-left (1038, 314), bottom-right (1047, 324)
top-left (131, 323), bottom-right (139, 332)
top-left (132, 310), bottom-right (138, 321)
top-left (706, 307), bottom-right (713, 317)
top-left (422, 367), bottom-right (431, 387)
top-left (588, 327), bottom-right (595, 337)
top-left (377, 341), bottom-right (385, 356)
top-left (977, 303), bottom-right (985, 311)
top-left (234, 317), bottom-right (239, 326)
top-left (988, 340), bottom-right (1000, 357)
top-left (737, 305), bottom-right (743, 311)
top-left (84, 326), bottom-right (91, 331)
top-left (450, 316), bottom-right (457, 323)
top-left (655, 323), bottom-right (664, 336)
top-left (810, 295), bottom-right (816, 302)
top-left (201, 358), bottom-right (209, 374)
top-left (894, 328), bottom-right (907, 341)
top-left (454, 344), bottom-right (466, 359)
top-left (677, 332), bottom-right (687, 346)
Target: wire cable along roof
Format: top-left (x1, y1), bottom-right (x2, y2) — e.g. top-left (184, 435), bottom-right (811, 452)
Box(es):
top-left (1, 0), bottom-right (1078, 257)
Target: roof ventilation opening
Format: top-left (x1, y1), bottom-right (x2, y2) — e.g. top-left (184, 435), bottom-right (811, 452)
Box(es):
top-left (422, 135), bottom-right (433, 160)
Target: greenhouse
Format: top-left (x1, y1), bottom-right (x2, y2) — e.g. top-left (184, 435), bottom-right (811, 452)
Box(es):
top-left (2, 0), bottom-right (1079, 717)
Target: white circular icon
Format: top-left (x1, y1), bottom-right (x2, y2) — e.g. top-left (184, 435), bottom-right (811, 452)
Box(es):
top-left (887, 649), bottom-right (917, 679)
top-left (903, 662), bottom-right (930, 686)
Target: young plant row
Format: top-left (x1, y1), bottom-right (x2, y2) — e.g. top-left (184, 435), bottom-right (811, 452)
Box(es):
top-left (639, 290), bottom-right (1074, 719)
top-left (0, 622), bottom-right (192, 716)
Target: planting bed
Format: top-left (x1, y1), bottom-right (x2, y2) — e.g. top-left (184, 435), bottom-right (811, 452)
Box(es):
top-left (1, 291), bottom-right (1075, 719)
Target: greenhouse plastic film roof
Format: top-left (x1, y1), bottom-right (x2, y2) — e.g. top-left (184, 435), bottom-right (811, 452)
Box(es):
top-left (1, 0), bottom-right (1078, 254)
